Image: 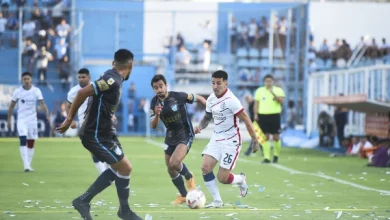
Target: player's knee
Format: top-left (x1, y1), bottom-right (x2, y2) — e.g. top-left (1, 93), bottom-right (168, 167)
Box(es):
top-left (167, 160), bottom-right (180, 172)
top-left (201, 164), bottom-right (212, 174)
top-left (116, 160), bottom-right (132, 176)
top-left (19, 136), bottom-right (27, 146)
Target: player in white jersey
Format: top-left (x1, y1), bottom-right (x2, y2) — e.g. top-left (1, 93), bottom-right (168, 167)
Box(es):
top-left (194, 70), bottom-right (260, 208)
top-left (66, 68), bottom-right (109, 174)
top-left (7, 72), bottom-right (49, 172)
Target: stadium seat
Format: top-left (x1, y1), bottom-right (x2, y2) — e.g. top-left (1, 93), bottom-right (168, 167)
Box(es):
top-left (274, 48), bottom-right (283, 58)
top-left (236, 48), bottom-right (248, 58)
top-left (260, 59), bottom-right (269, 68)
top-left (238, 58), bottom-right (250, 67)
top-left (210, 53), bottom-right (218, 63)
top-left (249, 48), bottom-right (260, 58)
top-left (261, 48), bottom-right (269, 58)
top-left (249, 59), bottom-right (261, 68)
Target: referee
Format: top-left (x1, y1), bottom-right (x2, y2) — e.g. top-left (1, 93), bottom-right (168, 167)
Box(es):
top-left (254, 75), bottom-right (285, 163)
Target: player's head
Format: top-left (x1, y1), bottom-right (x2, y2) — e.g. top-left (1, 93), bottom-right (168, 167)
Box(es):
top-left (211, 70), bottom-right (228, 97)
top-left (151, 74), bottom-right (168, 99)
top-left (21, 72), bottom-right (32, 88)
top-left (113, 49), bottom-right (134, 81)
top-left (77, 68), bottom-right (90, 88)
top-left (263, 74), bottom-right (274, 88)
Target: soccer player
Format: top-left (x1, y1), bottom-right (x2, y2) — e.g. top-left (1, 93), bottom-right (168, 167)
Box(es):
top-left (194, 70), bottom-right (260, 208)
top-left (56, 49), bottom-right (142, 220)
top-left (7, 72), bottom-right (49, 172)
top-left (66, 68), bottom-right (109, 174)
top-left (150, 74), bottom-right (206, 205)
top-left (253, 74), bottom-right (285, 163)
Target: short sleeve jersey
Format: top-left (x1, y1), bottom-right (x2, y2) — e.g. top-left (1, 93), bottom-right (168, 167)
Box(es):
top-left (67, 84), bottom-right (89, 122)
top-left (150, 91), bottom-right (196, 146)
top-left (79, 69), bottom-right (123, 137)
top-left (254, 86), bottom-right (285, 114)
top-left (206, 89), bottom-right (244, 139)
top-left (12, 86), bottom-right (43, 121)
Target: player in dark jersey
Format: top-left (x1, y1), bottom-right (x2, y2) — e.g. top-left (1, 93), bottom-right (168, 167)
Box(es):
top-left (150, 74), bottom-right (206, 205)
top-left (56, 49), bottom-right (142, 220)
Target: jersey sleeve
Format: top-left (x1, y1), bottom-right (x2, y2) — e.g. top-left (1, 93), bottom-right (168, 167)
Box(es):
top-left (254, 88), bottom-right (262, 102)
top-left (67, 88), bottom-right (76, 103)
top-left (275, 87), bottom-right (285, 97)
top-left (205, 96), bottom-right (212, 113)
top-left (149, 97), bottom-right (157, 121)
top-left (231, 96), bottom-right (244, 115)
top-left (11, 89), bottom-right (18, 102)
top-left (178, 92), bottom-right (196, 104)
top-left (92, 73), bottom-right (120, 96)
top-left (35, 88), bottom-right (44, 100)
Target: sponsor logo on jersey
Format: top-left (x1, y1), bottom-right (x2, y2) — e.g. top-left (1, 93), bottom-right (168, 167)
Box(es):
top-left (220, 102), bottom-right (226, 110)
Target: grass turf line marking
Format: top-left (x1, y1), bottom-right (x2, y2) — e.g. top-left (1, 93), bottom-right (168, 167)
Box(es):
top-left (146, 138), bottom-right (390, 195)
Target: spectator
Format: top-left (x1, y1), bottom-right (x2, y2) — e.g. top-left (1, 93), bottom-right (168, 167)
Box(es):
top-left (54, 38), bottom-right (68, 64)
top-left (56, 18), bottom-right (71, 40)
top-left (23, 37), bottom-right (37, 72)
top-left (58, 55), bottom-right (70, 89)
top-left (34, 46), bottom-right (53, 85)
top-left (1, 0), bottom-right (10, 17)
top-left (176, 33), bottom-right (184, 50)
top-left (318, 110), bottom-right (335, 147)
top-left (229, 16), bottom-right (237, 53)
top-left (237, 21), bottom-right (248, 48)
top-left (37, 29), bottom-right (51, 49)
top-left (367, 38), bottom-right (378, 59)
top-left (197, 41), bottom-right (210, 72)
top-left (0, 12), bottom-right (6, 49)
top-left (247, 18), bottom-right (257, 46)
top-left (6, 12), bottom-right (18, 31)
top-left (22, 18), bottom-right (36, 38)
top-left (318, 39), bottom-right (330, 61)
top-left (347, 136), bottom-right (361, 156)
top-left (334, 105), bottom-right (348, 146)
top-left (175, 45), bottom-right (190, 71)
top-left (128, 82), bottom-right (136, 99)
top-left (51, 0), bottom-right (65, 27)
top-left (200, 20), bottom-right (213, 48)
top-left (286, 100), bottom-right (296, 128)
top-left (278, 16), bottom-right (287, 35)
top-left (380, 38), bottom-right (389, 57)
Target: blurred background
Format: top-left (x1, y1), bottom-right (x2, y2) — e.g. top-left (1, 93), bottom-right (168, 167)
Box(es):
top-left (0, 0), bottom-right (389, 155)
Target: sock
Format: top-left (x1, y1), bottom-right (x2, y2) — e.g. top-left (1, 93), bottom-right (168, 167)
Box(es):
top-left (179, 163), bottom-right (193, 180)
top-left (78, 168), bottom-right (116, 203)
top-left (94, 162), bottom-right (108, 174)
top-left (225, 173), bottom-right (244, 184)
top-left (263, 141), bottom-right (271, 160)
top-left (203, 172), bottom-right (222, 201)
top-left (115, 173), bottom-right (131, 212)
top-left (274, 140), bottom-right (281, 157)
top-left (27, 148), bottom-right (34, 168)
top-left (172, 174), bottom-right (187, 197)
top-left (20, 146), bottom-right (29, 169)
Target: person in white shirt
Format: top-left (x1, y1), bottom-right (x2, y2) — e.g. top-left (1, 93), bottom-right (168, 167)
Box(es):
top-left (248, 18), bottom-right (257, 46)
top-left (56, 18), bottom-right (71, 40)
top-left (7, 72), bottom-right (49, 172)
top-left (194, 70), bottom-right (260, 208)
top-left (22, 19), bottom-right (36, 38)
top-left (0, 13), bottom-right (7, 49)
top-left (66, 68), bottom-right (110, 174)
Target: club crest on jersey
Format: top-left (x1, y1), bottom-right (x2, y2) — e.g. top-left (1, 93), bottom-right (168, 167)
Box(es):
top-left (113, 146), bottom-right (122, 156)
top-left (220, 102), bottom-right (226, 110)
top-left (171, 104), bottom-right (178, 111)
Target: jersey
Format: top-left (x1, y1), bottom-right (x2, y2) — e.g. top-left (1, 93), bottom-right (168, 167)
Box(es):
top-left (150, 91), bottom-right (196, 146)
top-left (12, 86), bottom-right (43, 122)
top-left (254, 86), bottom-right (285, 114)
top-left (67, 84), bottom-right (89, 123)
top-left (206, 89), bottom-right (244, 141)
top-left (79, 69), bottom-right (123, 137)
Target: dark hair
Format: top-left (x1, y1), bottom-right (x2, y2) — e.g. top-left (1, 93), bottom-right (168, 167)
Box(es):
top-left (114, 49), bottom-right (134, 65)
top-left (212, 70), bottom-right (228, 80)
top-left (151, 74), bottom-right (167, 86)
top-left (21, 72), bottom-right (32, 78)
top-left (263, 74), bottom-right (273, 81)
top-left (78, 68), bottom-right (90, 75)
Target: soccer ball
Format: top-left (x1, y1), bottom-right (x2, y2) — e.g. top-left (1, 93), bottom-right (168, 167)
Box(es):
top-left (186, 189), bottom-right (206, 209)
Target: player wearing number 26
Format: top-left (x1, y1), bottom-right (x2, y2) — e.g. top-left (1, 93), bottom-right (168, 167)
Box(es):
top-left (194, 70), bottom-right (260, 208)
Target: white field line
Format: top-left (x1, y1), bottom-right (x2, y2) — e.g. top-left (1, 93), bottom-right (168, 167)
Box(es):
top-left (145, 138), bottom-right (390, 195)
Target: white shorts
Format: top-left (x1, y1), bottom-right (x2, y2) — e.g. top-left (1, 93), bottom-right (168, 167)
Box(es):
top-left (17, 120), bottom-right (38, 140)
top-left (202, 134), bottom-right (242, 170)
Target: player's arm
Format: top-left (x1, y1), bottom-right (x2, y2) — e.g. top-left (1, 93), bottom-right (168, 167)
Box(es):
top-left (237, 110), bottom-right (260, 153)
top-left (7, 101), bottom-right (16, 129)
top-left (195, 95), bottom-right (206, 107)
top-left (181, 92), bottom-right (206, 107)
top-left (270, 88), bottom-right (285, 104)
top-left (38, 99), bottom-right (50, 121)
top-left (194, 111), bottom-right (212, 134)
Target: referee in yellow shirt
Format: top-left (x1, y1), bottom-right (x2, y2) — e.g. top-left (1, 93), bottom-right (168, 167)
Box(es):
top-left (253, 75), bottom-right (285, 163)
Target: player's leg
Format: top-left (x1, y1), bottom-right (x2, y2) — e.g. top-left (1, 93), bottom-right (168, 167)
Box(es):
top-left (17, 120), bottom-right (29, 172)
top-left (259, 114), bottom-right (272, 163)
top-left (26, 121), bottom-right (38, 171)
top-left (217, 143), bottom-right (248, 197)
top-left (91, 153), bottom-right (107, 174)
top-left (164, 146), bottom-right (187, 205)
top-left (271, 114), bottom-right (282, 163)
top-left (174, 139), bottom-right (196, 190)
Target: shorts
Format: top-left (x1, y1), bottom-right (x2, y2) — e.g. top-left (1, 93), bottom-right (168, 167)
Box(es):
top-left (202, 134), bottom-right (241, 170)
top-left (165, 136), bottom-right (194, 156)
top-left (258, 113), bottom-right (281, 134)
top-left (80, 134), bottom-right (124, 165)
top-left (17, 120), bottom-right (38, 140)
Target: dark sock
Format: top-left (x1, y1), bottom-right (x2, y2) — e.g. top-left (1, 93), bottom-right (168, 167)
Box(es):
top-left (115, 175), bottom-right (130, 212)
top-left (78, 168), bottom-right (116, 203)
top-left (179, 163), bottom-right (193, 180)
top-left (172, 174), bottom-right (187, 197)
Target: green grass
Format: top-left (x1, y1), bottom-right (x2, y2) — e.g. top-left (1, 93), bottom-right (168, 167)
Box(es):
top-left (0, 137), bottom-right (390, 220)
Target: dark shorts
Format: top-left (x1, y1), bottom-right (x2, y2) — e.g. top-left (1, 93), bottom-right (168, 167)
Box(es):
top-left (165, 136), bottom-right (194, 156)
top-left (80, 134), bottom-right (124, 165)
top-left (258, 113), bottom-right (281, 134)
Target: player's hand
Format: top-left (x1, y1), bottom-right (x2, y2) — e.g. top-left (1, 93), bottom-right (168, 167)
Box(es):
top-left (154, 103), bottom-right (162, 116)
top-left (194, 125), bottom-right (202, 134)
top-left (7, 119), bottom-right (11, 130)
top-left (56, 118), bottom-right (72, 134)
top-left (70, 121), bottom-right (77, 129)
top-left (251, 139), bottom-right (260, 153)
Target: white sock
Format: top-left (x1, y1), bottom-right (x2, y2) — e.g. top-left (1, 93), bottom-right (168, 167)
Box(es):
top-left (231, 174), bottom-right (244, 184)
top-left (27, 148), bottom-right (35, 168)
top-left (204, 179), bottom-right (222, 201)
top-left (20, 146), bottom-right (29, 169)
top-left (94, 162), bottom-right (108, 174)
